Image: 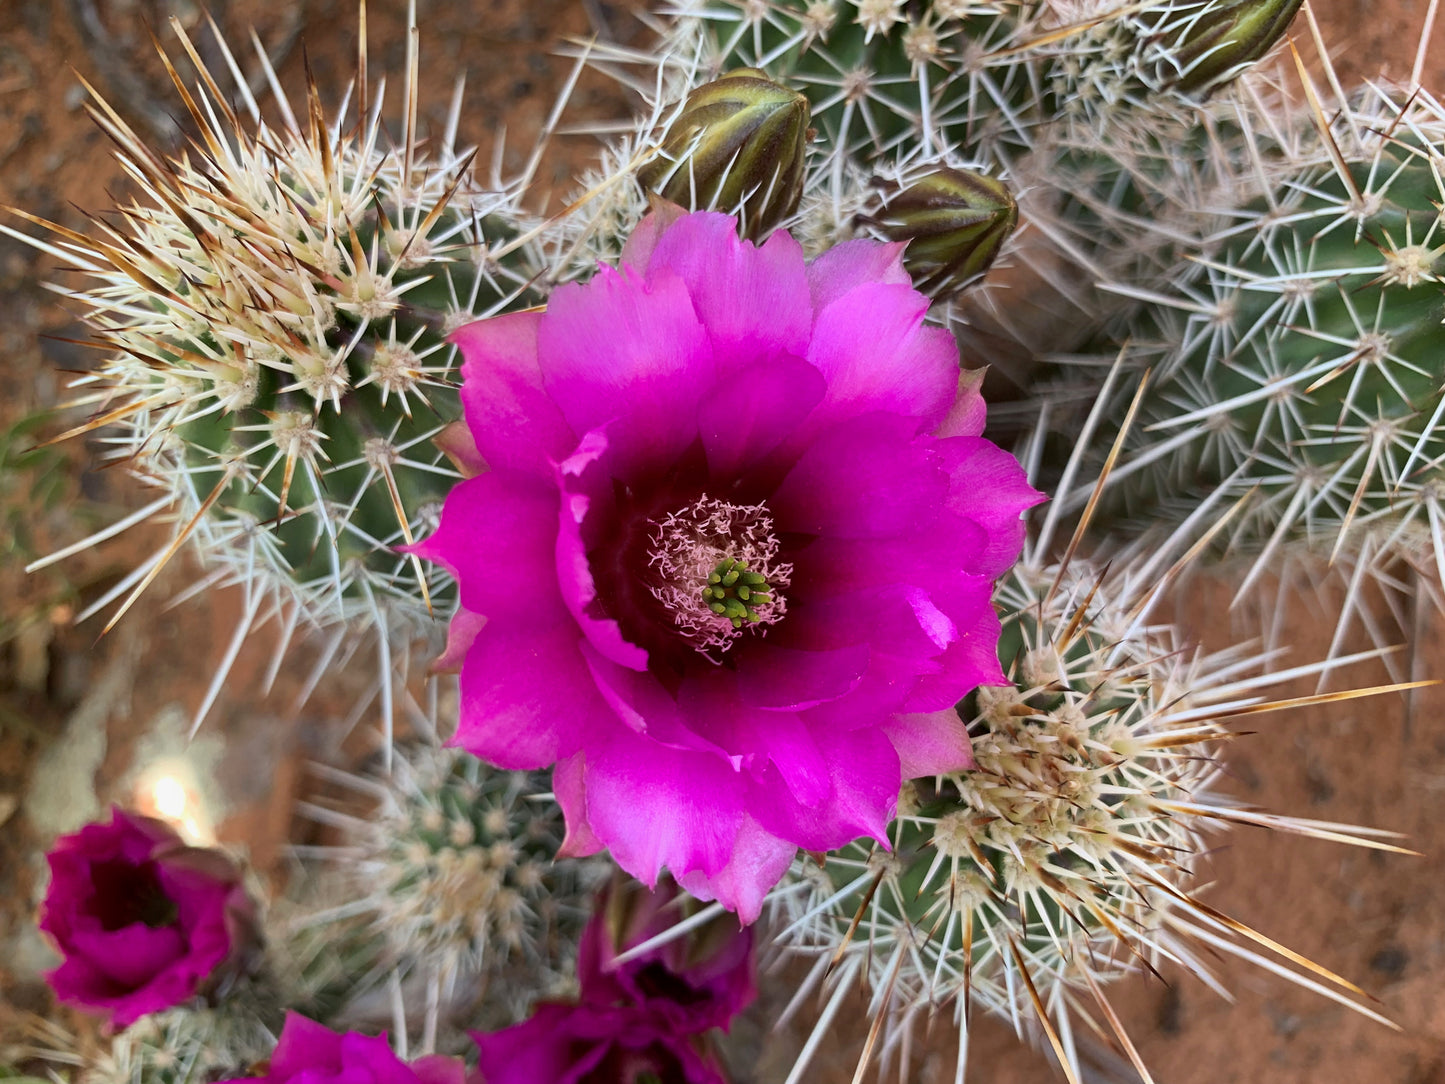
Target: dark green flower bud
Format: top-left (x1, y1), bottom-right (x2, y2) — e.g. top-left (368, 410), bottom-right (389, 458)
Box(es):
top-left (872, 168), bottom-right (1018, 298)
top-left (1166, 0), bottom-right (1304, 96)
top-left (637, 68), bottom-right (809, 242)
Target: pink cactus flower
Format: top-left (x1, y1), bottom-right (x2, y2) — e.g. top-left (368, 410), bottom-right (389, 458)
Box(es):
top-left (218, 1013), bottom-right (466, 1084)
top-left (415, 207), bottom-right (1042, 921)
top-left (39, 807), bottom-right (256, 1029)
top-left (473, 1001), bottom-right (728, 1084)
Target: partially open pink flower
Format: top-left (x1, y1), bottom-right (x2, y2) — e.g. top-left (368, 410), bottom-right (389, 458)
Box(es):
top-left (218, 1013), bottom-right (466, 1084)
top-left (39, 807), bottom-right (257, 1029)
top-left (415, 208), bottom-right (1042, 921)
top-left (577, 877), bottom-right (755, 1035)
top-left (473, 1003), bottom-right (728, 1084)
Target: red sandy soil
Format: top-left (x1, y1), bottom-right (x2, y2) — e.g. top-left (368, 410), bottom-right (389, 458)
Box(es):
top-left (1, 2), bottom-right (1443, 1082)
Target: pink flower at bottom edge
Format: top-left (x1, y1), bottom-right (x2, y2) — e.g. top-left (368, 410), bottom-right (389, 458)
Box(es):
top-left (218, 1013), bottom-right (467, 1084)
top-left (473, 1002), bottom-right (729, 1084)
top-left (576, 877), bottom-right (754, 1036)
top-left (414, 207), bottom-right (1043, 922)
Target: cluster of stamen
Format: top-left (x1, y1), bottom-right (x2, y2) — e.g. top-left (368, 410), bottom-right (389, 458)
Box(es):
top-left (647, 496), bottom-right (791, 656)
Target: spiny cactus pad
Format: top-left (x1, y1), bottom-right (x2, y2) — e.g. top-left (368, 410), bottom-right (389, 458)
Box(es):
top-left (1105, 84), bottom-right (1445, 595)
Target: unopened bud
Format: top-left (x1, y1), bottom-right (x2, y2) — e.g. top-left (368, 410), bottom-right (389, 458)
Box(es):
top-left (637, 68), bottom-right (809, 241)
top-left (872, 168), bottom-right (1018, 297)
top-left (1166, 0), bottom-right (1304, 96)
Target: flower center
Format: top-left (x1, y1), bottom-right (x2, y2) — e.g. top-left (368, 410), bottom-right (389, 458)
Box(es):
top-left (646, 496), bottom-right (791, 657)
top-left (87, 859), bottom-right (179, 930)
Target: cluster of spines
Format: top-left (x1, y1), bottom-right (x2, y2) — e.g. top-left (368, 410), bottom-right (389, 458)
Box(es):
top-left (659, 1), bottom-right (1305, 380)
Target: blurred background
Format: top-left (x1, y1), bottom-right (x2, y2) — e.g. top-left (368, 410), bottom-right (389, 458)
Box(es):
top-left (1, 1), bottom-right (1443, 1080)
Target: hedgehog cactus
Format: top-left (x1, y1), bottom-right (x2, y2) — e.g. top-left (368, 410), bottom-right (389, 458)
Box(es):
top-left (1, 12), bottom-right (573, 735)
top-left (674, 1), bottom-right (1019, 163)
top-left (1099, 82), bottom-right (1445, 613)
top-left (676, 1), bottom-right (1301, 156)
top-left (300, 743), bottom-right (605, 1042)
top-left (766, 548), bottom-right (1406, 1082)
top-left (4, 1003), bottom-right (277, 1084)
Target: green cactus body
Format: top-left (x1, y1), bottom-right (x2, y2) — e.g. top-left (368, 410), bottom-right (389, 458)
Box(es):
top-left (775, 560), bottom-right (1220, 1030)
top-left (683, 1), bottom-right (1022, 163)
top-left (305, 744), bottom-right (605, 1038)
top-left (1114, 115), bottom-right (1445, 573)
top-left (148, 184), bottom-right (532, 621)
top-left (13, 20), bottom-right (553, 653)
top-left (7, 1006), bottom-right (276, 1084)
top-left (669, 2), bottom-right (1301, 377)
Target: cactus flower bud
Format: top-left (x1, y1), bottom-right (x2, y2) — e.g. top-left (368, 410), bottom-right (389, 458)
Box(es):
top-left (871, 168), bottom-right (1018, 297)
top-left (637, 68), bottom-right (809, 241)
top-left (1166, 0), bottom-right (1305, 96)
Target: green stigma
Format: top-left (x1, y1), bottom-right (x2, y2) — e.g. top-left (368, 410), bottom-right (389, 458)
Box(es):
top-left (702, 558), bottom-right (774, 629)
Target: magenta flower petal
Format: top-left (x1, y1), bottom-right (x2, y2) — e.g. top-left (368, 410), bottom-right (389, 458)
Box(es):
top-left (674, 815), bottom-right (799, 926)
top-left (554, 754), bottom-right (605, 859)
top-left (409, 471), bottom-right (560, 621)
top-left (472, 1005), bottom-right (611, 1084)
top-left (267, 1013), bottom-right (346, 1076)
top-left (538, 264), bottom-right (713, 481)
top-left (431, 608), bottom-right (485, 675)
top-left (223, 1013), bottom-right (466, 1084)
top-left (697, 357), bottom-right (826, 478)
top-left (643, 211), bottom-right (812, 373)
top-left (793, 527), bottom-right (990, 596)
top-left (452, 311), bottom-right (575, 478)
top-left (747, 726), bottom-right (899, 852)
top-left (936, 369), bottom-right (988, 439)
top-left (938, 436), bottom-right (1046, 576)
top-left (455, 621), bottom-right (600, 769)
top-left (903, 575), bottom-right (1010, 711)
top-left (68, 923), bottom-right (187, 988)
top-left (804, 283), bottom-right (959, 434)
top-left (677, 670), bottom-right (830, 808)
top-left (881, 709), bottom-right (977, 777)
top-left (735, 642), bottom-right (870, 711)
top-left (618, 198), bottom-right (689, 273)
top-left (473, 1002), bottom-right (729, 1084)
top-left (583, 730), bottom-right (747, 884)
top-left (805, 237), bottom-right (911, 313)
top-left (575, 876), bottom-right (756, 1035)
top-left (555, 431), bottom-right (650, 672)
top-left (580, 643), bottom-right (735, 758)
top-left (415, 470), bottom-right (608, 767)
top-left (770, 414), bottom-right (948, 538)
top-left (420, 210), bottom-right (1037, 920)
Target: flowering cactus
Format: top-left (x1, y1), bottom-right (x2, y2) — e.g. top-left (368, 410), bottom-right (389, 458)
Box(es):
top-left (577, 876), bottom-right (755, 1034)
top-left (473, 877), bottom-right (754, 1084)
top-left (297, 743), bottom-right (603, 1037)
top-left (764, 546), bottom-right (1409, 1082)
top-left (637, 68), bottom-right (811, 240)
top-left (4, 10), bottom-right (569, 738)
top-left (866, 166), bottom-right (1018, 296)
